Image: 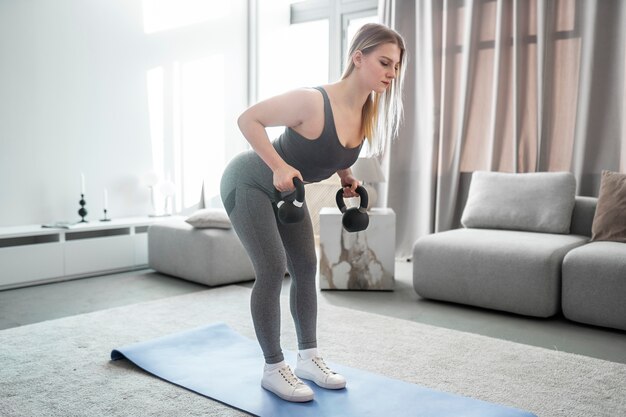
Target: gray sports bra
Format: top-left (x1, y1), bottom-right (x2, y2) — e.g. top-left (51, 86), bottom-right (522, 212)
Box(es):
top-left (272, 86), bottom-right (363, 183)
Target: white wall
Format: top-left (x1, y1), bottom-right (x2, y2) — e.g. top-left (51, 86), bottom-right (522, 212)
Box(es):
top-left (0, 0), bottom-right (247, 226)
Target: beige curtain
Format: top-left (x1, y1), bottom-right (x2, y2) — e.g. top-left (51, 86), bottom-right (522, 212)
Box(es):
top-left (380, 0), bottom-right (626, 258)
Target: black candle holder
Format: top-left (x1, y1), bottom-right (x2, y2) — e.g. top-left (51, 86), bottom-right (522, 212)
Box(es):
top-left (78, 194), bottom-right (88, 223)
top-left (100, 209), bottom-right (111, 222)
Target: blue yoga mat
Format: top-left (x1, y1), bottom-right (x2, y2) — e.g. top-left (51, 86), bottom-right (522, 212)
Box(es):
top-left (111, 323), bottom-right (537, 417)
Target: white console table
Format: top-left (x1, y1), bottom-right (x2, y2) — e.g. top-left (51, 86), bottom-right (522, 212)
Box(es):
top-left (318, 207), bottom-right (396, 290)
top-left (0, 216), bottom-right (181, 290)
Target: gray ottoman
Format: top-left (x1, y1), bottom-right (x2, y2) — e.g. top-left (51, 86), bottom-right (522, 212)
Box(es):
top-left (148, 220), bottom-right (255, 286)
top-left (562, 241), bottom-right (626, 331)
top-left (413, 228), bottom-right (588, 317)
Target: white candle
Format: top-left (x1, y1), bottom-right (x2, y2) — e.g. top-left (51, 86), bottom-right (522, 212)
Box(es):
top-left (81, 173), bottom-right (85, 195)
top-left (103, 189), bottom-right (108, 209)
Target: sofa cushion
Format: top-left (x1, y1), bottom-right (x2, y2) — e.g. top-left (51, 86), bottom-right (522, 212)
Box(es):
top-left (562, 241), bottom-right (626, 331)
top-left (461, 171), bottom-right (576, 234)
top-left (413, 228), bottom-right (588, 317)
top-left (185, 208), bottom-right (231, 229)
top-left (591, 170), bottom-right (626, 243)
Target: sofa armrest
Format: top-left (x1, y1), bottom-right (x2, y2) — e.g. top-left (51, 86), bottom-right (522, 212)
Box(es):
top-left (569, 196), bottom-right (597, 237)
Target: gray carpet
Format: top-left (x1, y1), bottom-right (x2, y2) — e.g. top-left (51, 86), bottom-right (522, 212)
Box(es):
top-left (0, 285), bottom-right (624, 417)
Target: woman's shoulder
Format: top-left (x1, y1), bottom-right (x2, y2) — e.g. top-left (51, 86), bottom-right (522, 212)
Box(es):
top-left (285, 86), bottom-right (325, 100)
top-left (276, 87), bottom-right (324, 113)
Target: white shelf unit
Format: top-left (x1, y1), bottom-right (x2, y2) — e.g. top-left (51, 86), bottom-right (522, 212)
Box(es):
top-left (0, 216), bottom-right (180, 290)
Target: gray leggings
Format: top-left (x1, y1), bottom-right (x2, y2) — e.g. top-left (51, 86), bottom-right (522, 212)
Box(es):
top-left (220, 151), bottom-right (318, 364)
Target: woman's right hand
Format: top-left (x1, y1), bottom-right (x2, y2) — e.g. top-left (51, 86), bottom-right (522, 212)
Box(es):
top-left (273, 164), bottom-right (303, 192)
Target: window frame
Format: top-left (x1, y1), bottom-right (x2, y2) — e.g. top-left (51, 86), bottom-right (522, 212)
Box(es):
top-left (290, 0), bottom-right (378, 81)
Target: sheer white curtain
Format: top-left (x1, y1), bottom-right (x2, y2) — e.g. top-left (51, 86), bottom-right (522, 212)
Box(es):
top-left (379, 0), bottom-right (626, 258)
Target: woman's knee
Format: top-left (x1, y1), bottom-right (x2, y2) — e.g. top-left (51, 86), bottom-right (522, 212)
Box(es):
top-left (255, 261), bottom-right (287, 282)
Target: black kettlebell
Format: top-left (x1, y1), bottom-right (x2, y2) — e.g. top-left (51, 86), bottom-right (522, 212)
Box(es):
top-left (275, 177), bottom-right (305, 224)
top-left (335, 185), bottom-right (369, 232)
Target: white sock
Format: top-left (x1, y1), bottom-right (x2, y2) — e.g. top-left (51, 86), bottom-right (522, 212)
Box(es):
top-left (264, 360), bottom-right (286, 373)
top-left (298, 348), bottom-right (318, 360)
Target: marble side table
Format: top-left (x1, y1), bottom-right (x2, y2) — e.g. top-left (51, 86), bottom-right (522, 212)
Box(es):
top-left (318, 207), bottom-right (396, 290)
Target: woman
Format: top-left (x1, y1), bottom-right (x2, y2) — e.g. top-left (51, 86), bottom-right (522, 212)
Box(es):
top-left (220, 23), bottom-right (406, 403)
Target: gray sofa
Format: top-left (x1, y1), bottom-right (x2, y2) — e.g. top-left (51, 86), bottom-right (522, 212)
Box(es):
top-left (413, 171), bottom-right (626, 330)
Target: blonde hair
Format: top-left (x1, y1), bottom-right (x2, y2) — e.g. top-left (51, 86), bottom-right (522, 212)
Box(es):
top-left (341, 23), bottom-right (406, 156)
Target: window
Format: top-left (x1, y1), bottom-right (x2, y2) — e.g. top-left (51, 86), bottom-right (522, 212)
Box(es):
top-left (143, 0), bottom-right (248, 211)
top-left (290, 0), bottom-right (378, 80)
top-left (258, 18), bottom-right (329, 99)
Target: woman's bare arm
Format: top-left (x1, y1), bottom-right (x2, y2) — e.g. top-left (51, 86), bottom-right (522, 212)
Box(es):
top-left (237, 89), bottom-right (319, 191)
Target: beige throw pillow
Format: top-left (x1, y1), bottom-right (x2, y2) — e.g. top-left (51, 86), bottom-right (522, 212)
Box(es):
top-left (185, 208), bottom-right (232, 229)
top-left (591, 170), bottom-right (626, 243)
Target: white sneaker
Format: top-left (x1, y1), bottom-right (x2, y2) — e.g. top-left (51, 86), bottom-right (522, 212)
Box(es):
top-left (295, 355), bottom-right (347, 389)
top-left (261, 364), bottom-right (314, 402)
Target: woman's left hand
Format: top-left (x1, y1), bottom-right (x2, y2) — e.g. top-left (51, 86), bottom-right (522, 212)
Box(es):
top-left (340, 174), bottom-right (361, 198)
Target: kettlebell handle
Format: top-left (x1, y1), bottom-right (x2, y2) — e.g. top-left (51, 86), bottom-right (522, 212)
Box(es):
top-left (275, 177), bottom-right (305, 208)
top-left (335, 185), bottom-right (369, 213)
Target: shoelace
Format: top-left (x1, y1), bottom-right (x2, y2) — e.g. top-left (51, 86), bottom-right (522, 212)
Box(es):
top-left (278, 366), bottom-right (305, 387)
top-left (312, 357), bottom-right (336, 375)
